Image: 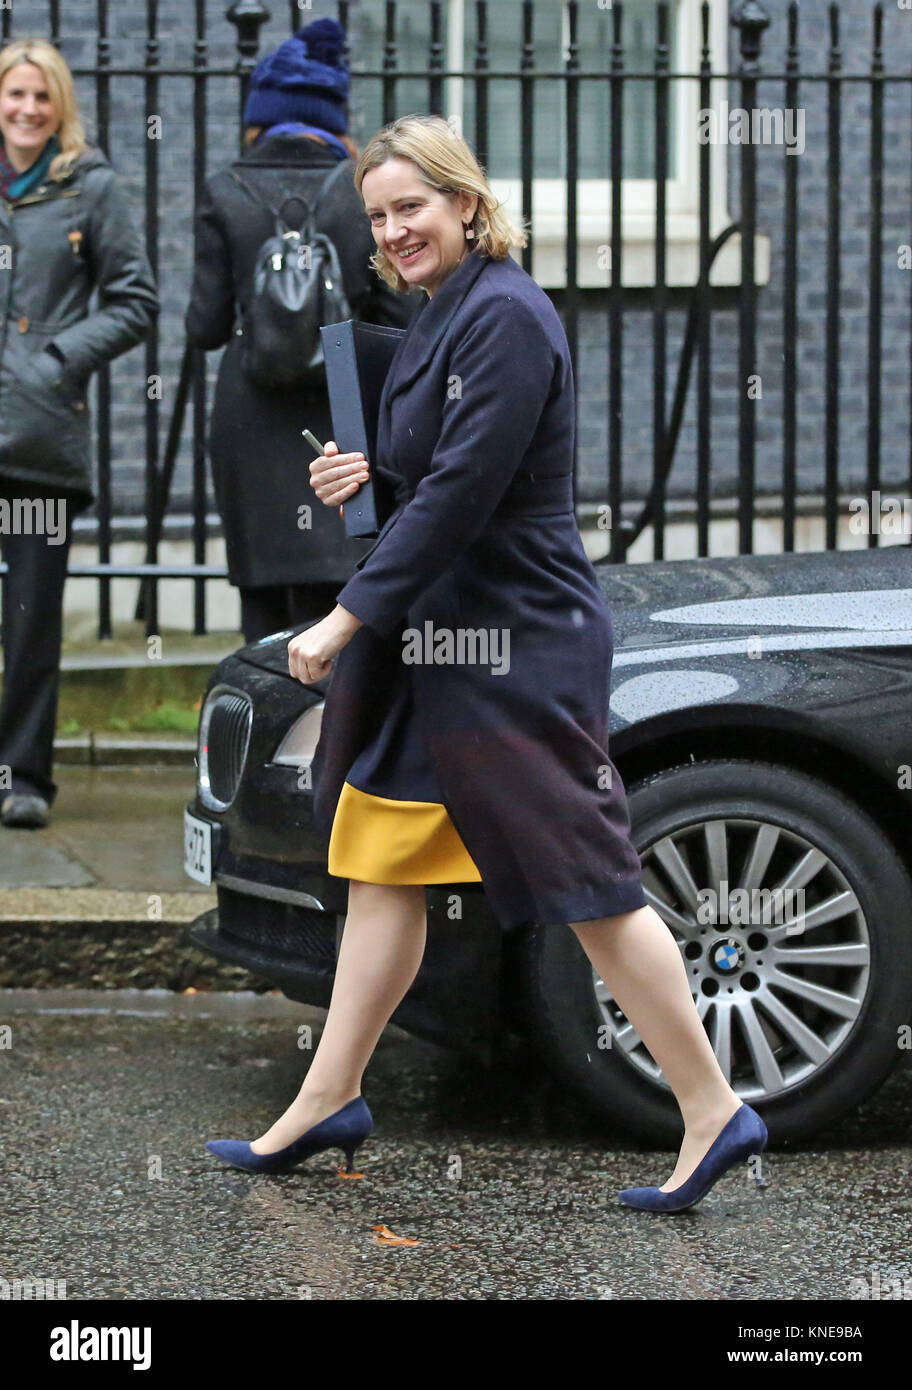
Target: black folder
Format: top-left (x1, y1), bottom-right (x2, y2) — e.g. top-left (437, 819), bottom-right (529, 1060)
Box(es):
top-left (319, 319), bottom-right (407, 538)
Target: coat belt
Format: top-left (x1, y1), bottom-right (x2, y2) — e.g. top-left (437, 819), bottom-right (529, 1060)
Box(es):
top-left (492, 472), bottom-right (575, 519)
top-left (385, 473), bottom-right (575, 535)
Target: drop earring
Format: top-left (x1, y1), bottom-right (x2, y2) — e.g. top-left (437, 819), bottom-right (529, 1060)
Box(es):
top-left (464, 222), bottom-right (475, 240)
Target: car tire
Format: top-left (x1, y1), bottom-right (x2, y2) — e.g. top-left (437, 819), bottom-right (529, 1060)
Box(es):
top-left (517, 758), bottom-right (912, 1146)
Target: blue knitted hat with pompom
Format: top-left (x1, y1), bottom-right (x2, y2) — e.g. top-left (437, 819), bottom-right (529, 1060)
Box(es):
top-left (242, 18), bottom-right (349, 134)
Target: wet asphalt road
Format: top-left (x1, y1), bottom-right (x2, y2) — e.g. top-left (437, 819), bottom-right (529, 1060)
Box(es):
top-left (1, 987), bottom-right (911, 1302)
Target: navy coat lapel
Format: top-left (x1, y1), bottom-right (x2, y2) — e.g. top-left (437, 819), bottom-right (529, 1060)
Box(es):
top-left (384, 248), bottom-right (491, 404)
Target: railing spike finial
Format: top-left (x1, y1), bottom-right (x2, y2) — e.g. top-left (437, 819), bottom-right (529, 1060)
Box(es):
top-left (226, 1), bottom-right (271, 70)
top-left (731, 0), bottom-right (772, 74)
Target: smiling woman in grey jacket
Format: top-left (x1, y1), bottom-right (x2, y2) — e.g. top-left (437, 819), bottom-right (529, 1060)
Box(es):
top-left (0, 38), bottom-right (158, 828)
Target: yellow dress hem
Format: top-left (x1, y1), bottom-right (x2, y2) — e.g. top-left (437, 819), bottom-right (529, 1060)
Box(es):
top-left (327, 781), bottom-right (482, 885)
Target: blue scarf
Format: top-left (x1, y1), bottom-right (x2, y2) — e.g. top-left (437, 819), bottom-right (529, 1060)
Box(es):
top-left (0, 132), bottom-right (61, 202)
top-left (257, 122), bottom-right (350, 161)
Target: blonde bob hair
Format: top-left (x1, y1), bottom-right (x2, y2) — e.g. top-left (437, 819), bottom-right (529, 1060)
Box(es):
top-left (0, 37), bottom-right (87, 182)
top-left (354, 113), bottom-right (528, 292)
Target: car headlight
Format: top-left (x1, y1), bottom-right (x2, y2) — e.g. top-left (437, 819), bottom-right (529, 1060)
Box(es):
top-left (272, 700), bottom-right (325, 770)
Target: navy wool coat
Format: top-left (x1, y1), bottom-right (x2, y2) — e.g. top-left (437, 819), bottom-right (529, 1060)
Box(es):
top-left (311, 247), bottom-right (647, 929)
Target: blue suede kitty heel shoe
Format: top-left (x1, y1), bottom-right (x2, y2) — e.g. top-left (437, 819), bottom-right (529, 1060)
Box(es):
top-left (206, 1096), bottom-right (373, 1175)
top-left (618, 1103), bottom-right (768, 1213)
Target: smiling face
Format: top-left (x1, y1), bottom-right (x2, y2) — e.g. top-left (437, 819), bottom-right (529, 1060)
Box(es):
top-left (0, 62), bottom-right (58, 171)
top-left (361, 156), bottom-right (478, 298)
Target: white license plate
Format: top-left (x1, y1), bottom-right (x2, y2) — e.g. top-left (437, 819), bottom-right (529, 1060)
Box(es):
top-left (184, 810), bottom-right (213, 885)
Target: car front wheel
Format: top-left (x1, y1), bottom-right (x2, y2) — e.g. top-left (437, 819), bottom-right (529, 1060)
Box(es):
top-left (518, 759), bottom-right (912, 1145)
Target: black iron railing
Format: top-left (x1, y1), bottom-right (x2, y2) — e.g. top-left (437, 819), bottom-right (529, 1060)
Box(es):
top-left (0, 1), bottom-right (910, 638)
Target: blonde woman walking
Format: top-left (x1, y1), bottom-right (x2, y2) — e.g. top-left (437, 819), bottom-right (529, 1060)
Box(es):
top-left (206, 115), bottom-right (767, 1212)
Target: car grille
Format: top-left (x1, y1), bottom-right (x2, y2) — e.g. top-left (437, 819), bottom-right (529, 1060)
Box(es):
top-left (199, 688), bottom-right (252, 810)
top-left (218, 886), bottom-right (338, 966)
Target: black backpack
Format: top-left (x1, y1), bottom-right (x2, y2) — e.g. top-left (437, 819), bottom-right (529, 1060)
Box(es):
top-left (228, 158), bottom-right (354, 391)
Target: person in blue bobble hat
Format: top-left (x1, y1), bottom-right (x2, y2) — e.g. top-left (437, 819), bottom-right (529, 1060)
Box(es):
top-left (241, 15), bottom-right (355, 158)
top-left (185, 17), bottom-right (415, 644)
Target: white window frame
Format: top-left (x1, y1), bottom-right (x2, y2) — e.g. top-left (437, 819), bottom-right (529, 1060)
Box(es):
top-left (445, 0), bottom-right (770, 288)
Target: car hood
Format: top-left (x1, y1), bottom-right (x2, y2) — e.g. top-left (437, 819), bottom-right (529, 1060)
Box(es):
top-left (235, 623), bottom-right (331, 688)
top-left (599, 546), bottom-right (912, 651)
top-left (234, 547), bottom-right (912, 675)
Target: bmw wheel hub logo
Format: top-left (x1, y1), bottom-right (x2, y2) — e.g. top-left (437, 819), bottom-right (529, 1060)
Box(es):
top-left (711, 938), bottom-right (745, 974)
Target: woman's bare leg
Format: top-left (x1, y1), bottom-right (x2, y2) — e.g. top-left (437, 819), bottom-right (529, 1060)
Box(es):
top-left (251, 880), bottom-right (426, 1153)
top-left (570, 905), bottom-right (743, 1190)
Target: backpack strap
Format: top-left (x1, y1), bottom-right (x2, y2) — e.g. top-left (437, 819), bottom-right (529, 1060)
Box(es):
top-left (228, 168), bottom-right (284, 221)
top-left (283, 156), bottom-right (354, 234)
top-left (229, 156), bottom-right (353, 234)
top-left (311, 154), bottom-right (356, 213)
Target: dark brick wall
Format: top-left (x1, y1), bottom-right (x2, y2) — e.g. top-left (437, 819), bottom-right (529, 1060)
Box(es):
top-left (5, 1), bottom-right (910, 519)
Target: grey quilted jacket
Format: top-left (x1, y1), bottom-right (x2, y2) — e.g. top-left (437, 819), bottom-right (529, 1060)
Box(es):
top-left (0, 143), bottom-right (159, 509)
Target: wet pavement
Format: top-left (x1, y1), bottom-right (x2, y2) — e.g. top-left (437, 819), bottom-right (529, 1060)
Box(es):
top-left (0, 765), bottom-right (207, 897)
top-left (1, 986), bottom-right (911, 1302)
top-left (0, 767), bottom-right (245, 992)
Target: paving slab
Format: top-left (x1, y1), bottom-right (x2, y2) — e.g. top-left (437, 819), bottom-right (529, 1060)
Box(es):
top-left (0, 888), bottom-right (213, 921)
top-left (0, 766), bottom-right (230, 987)
top-left (0, 836), bottom-right (96, 890)
top-left (1, 765), bottom-right (204, 896)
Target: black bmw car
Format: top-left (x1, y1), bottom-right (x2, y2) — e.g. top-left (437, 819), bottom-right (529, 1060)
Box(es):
top-left (185, 545), bottom-right (912, 1145)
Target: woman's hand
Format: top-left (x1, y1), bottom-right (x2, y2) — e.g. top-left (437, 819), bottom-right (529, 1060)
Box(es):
top-left (287, 605), bottom-right (363, 684)
top-left (309, 439), bottom-right (370, 514)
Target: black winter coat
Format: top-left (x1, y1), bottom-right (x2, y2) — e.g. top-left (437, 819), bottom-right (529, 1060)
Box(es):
top-left (184, 134), bottom-right (417, 587)
top-left (0, 144), bottom-right (159, 511)
top-left (312, 249), bottom-right (648, 930)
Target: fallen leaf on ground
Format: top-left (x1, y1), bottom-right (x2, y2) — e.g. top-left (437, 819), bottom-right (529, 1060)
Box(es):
top-left (371, 1223), bottom-right (423, 1246)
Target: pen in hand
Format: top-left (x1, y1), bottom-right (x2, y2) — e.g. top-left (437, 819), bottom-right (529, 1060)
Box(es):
top-left (302, 429), bottom-right (326, 457)
top-left (302, 429), bottom-right (370, 515)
